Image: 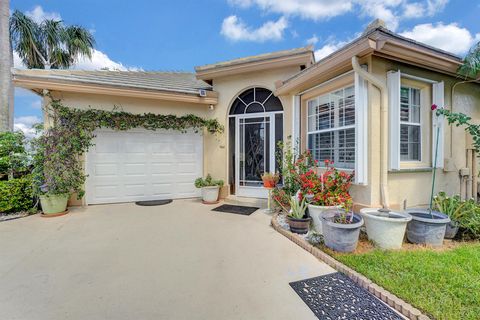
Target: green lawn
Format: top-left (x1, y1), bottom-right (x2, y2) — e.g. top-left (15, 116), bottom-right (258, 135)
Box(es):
top-left (329, 243), bottom-right (480, 320)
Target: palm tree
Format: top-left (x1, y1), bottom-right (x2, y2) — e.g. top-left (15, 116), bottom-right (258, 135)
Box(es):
top-left (0, 0), bottom-right (13, 132)
top-left (10, 10), bottom-right (95, 70)
top-left (459, 41), bottom-right (480, 79)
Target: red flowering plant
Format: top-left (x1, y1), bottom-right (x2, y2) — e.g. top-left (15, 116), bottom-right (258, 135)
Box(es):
top-left (300, 159), bottom-right (355, 210)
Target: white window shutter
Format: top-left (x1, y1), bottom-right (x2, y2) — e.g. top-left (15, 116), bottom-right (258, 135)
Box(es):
top-left (432, 81), bottom-right (445, 168)
top-left (355, 72), bottom-right (368, 185)
top-left (387, 70), bottom-right (401, 170)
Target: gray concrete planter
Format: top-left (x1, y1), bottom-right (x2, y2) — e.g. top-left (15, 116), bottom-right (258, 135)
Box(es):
top-left (406, 209), bottom-right (450, 247)
top-left (322, 213), bottom-right (363, 253)
top-left (201, 186), bottom-right (220, 204)
top-left (444, 220), bottom-right (460, 239)
top-left (360, 208), bottom-right (412, 250)
top-left (307, 204), bottom-right (340, 234)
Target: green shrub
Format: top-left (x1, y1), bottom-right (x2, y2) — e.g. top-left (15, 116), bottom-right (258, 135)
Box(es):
top-left (0, 131), bottom-right (30, 178)
top-left (0, 175), bottom-right (35, 213)
top-left (194, 174), bottom-right (224, 188)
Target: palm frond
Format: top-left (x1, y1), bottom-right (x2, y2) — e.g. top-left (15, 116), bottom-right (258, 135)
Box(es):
top-left (64, 25), bottom-right (95, 60)
top-left (458, 41), bottom-right (480, 79)
top-left (9, 10), bottom-right (46, 68)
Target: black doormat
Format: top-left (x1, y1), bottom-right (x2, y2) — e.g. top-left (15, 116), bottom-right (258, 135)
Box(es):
top-left (135, 199), bottom-right (173, 206)
top-left (212, 204), bottom-right (258, 216)
top-left (290, 272), bottom-right (403, 320)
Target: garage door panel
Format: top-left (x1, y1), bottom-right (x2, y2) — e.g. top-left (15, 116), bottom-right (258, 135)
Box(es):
top-left (86, 129), bottom-right (203, 204)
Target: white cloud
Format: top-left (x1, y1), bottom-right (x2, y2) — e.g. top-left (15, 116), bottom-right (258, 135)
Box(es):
top-left (306, 34), bottom-right (319, 45)
top-left (228, 0), bottom-right (353, 20)
top-left (14, 116), bottom-right (42, 139)
top-left (227, 1), bottom-right (450, 31)
top-left (221, 15), bottom-right (288, 42)
top-left (25, 5), bottom-right (61, 23)
top-left (30, 100), bottom-right (42, 110)
top-left (13, 51), bottom-right (25, 68)
top-left (400, 23), bottom-right (480, 55)
top-left (72, 49), bottom-right (139, 71)
top-left (314, 40), bottom-right (349, 60)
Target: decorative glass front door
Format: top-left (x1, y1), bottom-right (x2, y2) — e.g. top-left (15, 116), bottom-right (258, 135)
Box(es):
top-left (236, 114), bottom-right (276, 198)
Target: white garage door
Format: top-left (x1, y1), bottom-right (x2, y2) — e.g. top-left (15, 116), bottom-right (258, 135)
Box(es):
top-left (86, 129), bottom-right (203, 204)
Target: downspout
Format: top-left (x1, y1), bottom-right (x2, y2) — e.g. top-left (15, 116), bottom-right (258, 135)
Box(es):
top-left (352, 56), bottom-right (390, 208)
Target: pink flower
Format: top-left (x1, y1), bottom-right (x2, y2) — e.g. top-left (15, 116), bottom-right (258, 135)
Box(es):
top-left (431, 104), bottom-right (438, 111)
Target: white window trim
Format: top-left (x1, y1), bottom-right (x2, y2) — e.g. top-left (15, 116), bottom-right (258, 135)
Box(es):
top-left (400, 85), bottom-right (423, 163)
top-left (306, 84), bottom-right (356, 171)
top-left (388, 70), bottom-right (445, 170)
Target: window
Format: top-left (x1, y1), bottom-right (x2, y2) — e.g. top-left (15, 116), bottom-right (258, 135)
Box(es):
top-left (307, 86), bottom-right (355, 169)
top-left (400, 86), bottom-right (421, 161)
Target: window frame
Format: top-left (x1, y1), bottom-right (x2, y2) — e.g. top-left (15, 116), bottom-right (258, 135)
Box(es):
top-left (399, 85), bottom-right (423, 163)
top-left (306, 84), bottom-right (356, 170)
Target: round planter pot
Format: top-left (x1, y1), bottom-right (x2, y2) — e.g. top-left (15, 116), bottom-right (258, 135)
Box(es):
top-left (307, 204), bottom-right (340, 234)
top-left (360, 208), bottom-right (412, 249)
top-left (39, 194), bottom-right (69, 215)
top-left (406, 210), bottom-right (450, 247)
top-left (322, 213), bottom-right (363, 253)
top-left (444, 220), bottom-right (460, 239)
top-left (201, 186), bottom-right (220, 204)
top-left (287, 216), bottom-right (311, 234)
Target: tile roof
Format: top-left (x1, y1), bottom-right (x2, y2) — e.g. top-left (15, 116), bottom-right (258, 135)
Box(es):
top-left (12, 69), bottom-right (212, 95)
top-left (195, 46), bottom-right (313, 72)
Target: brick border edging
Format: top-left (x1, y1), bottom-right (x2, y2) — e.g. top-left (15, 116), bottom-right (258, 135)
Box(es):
top-left (271, 213), bottom-right (431, 320)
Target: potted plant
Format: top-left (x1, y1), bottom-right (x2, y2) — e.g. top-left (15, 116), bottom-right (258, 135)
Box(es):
top-left (359, 208), bottom-right (412, 249)
top-left (31, 126), bottom-right (89, 216)
top-left (285, 194), bottom-right (310, 234)
top-left (303, 160), bottom-right (355, 234)
top-left (261, 172), bottom-right (279, 188)
top-left (194, 174), bottom-right (224, 204)
top-left (433, 192), bottom-right (471, 239)
top-left (322, 206), bottom-right (363, 252)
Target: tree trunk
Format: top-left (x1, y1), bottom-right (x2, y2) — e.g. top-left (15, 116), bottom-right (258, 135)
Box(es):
top-left (0, 0), bottom-right (12, 132)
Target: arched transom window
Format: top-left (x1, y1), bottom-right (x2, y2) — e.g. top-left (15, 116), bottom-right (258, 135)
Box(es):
top-left (229, 87), bottom-right (283, 115)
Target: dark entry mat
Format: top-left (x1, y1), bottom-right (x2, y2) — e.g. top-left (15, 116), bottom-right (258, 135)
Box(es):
top-left (289, 272), bottom-right (403, 320)
top-left (212, 204), bottom-right (258, 216)
top-left (135, 199), bottom-right (173, 206)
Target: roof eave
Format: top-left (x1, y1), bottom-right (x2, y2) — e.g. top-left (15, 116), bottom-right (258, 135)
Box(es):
top-left (13, 75), bottom-right (219, 105)
top-left (275, 38), bottom-right (376, 96)
top-left (195, 52), bottom-right (314, 80)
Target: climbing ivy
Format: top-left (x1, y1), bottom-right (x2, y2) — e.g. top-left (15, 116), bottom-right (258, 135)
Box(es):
top-left (31, 99), bottom-right (223, 198)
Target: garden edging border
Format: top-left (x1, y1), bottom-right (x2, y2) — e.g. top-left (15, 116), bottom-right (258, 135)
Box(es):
top-left (271, 212), bottom-right (431, 320)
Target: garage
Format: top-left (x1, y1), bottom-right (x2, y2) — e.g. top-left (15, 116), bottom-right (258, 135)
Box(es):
top-left (86, 129), bottom-right (203, 204)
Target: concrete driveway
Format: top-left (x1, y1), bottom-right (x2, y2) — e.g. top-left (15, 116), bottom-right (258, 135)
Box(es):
top-left (0, 199), bottom-right (335, 320)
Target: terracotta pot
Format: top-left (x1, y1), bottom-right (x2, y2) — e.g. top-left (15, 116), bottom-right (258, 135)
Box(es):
top-left (263, 180), bottom-right (276, 188)
top-left (287, 216), bottom-right (311, 234)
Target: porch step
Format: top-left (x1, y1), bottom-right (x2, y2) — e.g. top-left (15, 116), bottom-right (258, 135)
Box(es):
top-left (224, 195), bottom-right (268, 208)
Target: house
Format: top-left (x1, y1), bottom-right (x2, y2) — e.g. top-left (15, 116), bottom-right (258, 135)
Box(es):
top-left (13, 20), bottom-right (480, 209)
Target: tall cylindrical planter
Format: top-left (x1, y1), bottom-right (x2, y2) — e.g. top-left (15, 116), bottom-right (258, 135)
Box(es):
top-left (201, 186), bottom-right (220, 204)
top-left (406, 209), bottom-right (450, 246)
top-left (307, 204), bottom-right (340, 234)
top-left (322, 213), bottom-right (363, 253)
top-left (39, 194), bottom-right (69, 216)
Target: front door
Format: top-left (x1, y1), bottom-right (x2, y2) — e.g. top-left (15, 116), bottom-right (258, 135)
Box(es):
top-left (235, 113), bottom-right (277, 198)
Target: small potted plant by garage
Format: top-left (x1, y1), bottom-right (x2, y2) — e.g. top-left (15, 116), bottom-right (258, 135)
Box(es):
top-left (195, 174), bottom-right (224, 204)
top-left (303, 160), bottom-right (355, 234)
top-left (322, 204), bottom-right (364, 253)
top-left (31, 127), bottom-right (87, 217)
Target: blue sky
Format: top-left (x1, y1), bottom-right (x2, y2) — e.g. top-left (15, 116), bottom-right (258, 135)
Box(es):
top-left (11, 0), bottom-right (480, 136)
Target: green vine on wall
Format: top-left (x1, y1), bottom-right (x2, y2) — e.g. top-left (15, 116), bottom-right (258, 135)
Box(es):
top-left (32, 99), bottom-right (224, 198)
